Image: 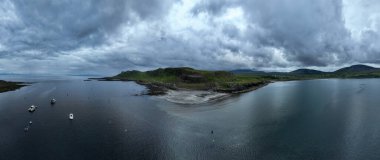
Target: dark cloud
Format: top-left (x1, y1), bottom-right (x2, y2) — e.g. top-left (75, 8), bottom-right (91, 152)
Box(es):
top-left (243, 0), bottom-right (352, 66)
top-left (1, 0), bottom-right (173, 59)
top-left (0, 0), bottom-right (380, 74)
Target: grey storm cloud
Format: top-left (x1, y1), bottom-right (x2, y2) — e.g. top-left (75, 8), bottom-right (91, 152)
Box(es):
top-left (0, 0), bottom-right (380, 74)
top-left (1, 0), bottom-right (172, 57)
top-left (247, 0), bottom-right (352, 66)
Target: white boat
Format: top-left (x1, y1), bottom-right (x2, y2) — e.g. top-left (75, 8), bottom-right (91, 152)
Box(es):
top-left (28, 105), bottom-right (37, 112)
top-left (51, 99), bottom-right (56, 104)
top-left (69, 113), bottom-right (74, 120)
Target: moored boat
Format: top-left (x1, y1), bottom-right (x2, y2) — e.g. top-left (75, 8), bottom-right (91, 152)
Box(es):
top-left (28, 105), bottom-right (37, 112)
top-left (51, 98), bottom-right (56, 104)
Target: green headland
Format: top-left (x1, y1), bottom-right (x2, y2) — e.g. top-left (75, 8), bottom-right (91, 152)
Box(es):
top-left (0, 80), bottom-right (25, 93)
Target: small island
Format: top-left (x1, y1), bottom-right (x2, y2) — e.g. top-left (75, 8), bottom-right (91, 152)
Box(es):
top-left (97, 64), bottom-right (380, 95)
top-left (0, 80), bottom-right (25, 93)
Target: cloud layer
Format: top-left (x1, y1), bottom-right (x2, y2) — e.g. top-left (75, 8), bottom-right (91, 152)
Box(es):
top-left (0, 0), bottom-right (379, 74)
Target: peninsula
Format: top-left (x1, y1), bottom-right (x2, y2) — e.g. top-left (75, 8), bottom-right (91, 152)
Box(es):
top-left (100, 67), bottom-right (271, 95)
top-left (0, 80), bottom-right (25, 93)
top-left (100, 64), bottom-right (380, 95)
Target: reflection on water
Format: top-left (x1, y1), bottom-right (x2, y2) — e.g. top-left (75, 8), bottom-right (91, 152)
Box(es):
top-left (0, 77), bottom-right (380, 160)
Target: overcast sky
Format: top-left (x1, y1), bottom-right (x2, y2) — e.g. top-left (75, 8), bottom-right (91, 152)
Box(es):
top-left (1, 0), bottom-right (380, 75)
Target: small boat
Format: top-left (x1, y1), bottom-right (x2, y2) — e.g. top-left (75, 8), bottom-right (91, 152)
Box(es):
top-left (50, 99), bottom-right (56, 104)
top-left (24, 127), bottom-right (29, 132)
top-left (28, 105), bottom-right (37, 112)
top-left (29, 121), bottom-right (33, 125)
top-left (69, 113), bottom-right (74, 120)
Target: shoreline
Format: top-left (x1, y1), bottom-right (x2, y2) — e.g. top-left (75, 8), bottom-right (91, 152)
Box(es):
top-left (90, 77), bottom-right (271, 96)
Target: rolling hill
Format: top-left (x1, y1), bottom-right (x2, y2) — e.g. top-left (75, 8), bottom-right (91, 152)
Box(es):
top-left (334, 64), bottom-right (378, 73)
top-left (290, 69), bottom-right (325, 75)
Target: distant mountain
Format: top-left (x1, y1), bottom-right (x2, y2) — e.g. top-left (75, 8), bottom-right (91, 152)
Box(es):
top-left (290, 69), bottom-right (325, 75)
top-left (334, 64), bottom-right (378, 73)
top-left (232, 65), bottom-right (379, 76)
top-left (230, 69), bottom-right (265, 75)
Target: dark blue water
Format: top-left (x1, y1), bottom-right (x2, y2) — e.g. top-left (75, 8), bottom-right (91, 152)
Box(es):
top-left (1, 77), bottom-right (380, 160)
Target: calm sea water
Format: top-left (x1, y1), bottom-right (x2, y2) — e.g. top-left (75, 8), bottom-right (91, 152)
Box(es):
top-left (1, 76), bottom-right (380, 160)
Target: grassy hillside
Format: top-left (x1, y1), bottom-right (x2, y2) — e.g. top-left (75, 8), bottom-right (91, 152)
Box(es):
top-left (113, 67), bottom-right (271, 93)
